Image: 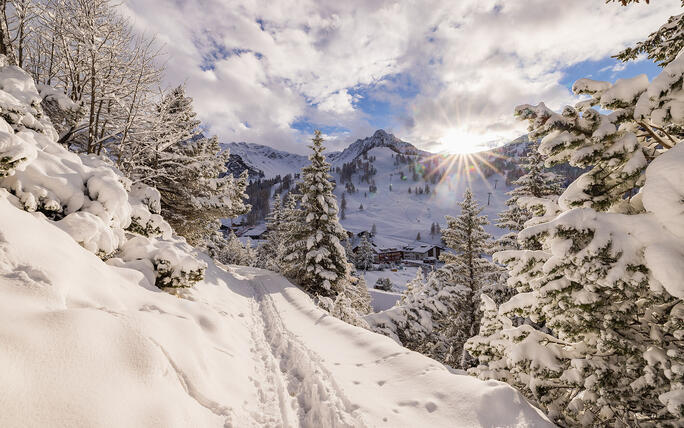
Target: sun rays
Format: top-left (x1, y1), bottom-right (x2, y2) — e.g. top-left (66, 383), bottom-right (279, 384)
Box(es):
top-left (420, 148), bottom-right (509, 200)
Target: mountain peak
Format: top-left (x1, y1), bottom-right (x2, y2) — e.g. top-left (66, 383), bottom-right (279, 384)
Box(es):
top-left (328, 130), bottom-right (427, 165)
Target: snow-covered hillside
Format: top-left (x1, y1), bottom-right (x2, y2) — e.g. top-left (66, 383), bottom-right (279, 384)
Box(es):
top-left (0, 191), bottom-right (553, 427)
top-left (0, 59), bottom-right (554, 427)
top-left (224, 141), bottom-right (309, 179)
top-left (335, 146), bottom-right (510, 243)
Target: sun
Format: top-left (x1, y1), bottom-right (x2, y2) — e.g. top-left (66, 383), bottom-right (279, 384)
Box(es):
top-left (439, 128), bottom-right (497, 154)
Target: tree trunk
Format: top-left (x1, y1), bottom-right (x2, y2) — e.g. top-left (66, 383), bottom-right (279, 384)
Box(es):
top-left (0, 0), bottom-right (17, 65)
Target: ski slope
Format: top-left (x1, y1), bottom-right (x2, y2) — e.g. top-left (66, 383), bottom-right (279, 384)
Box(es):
top-left (0, 192), bottom-right (552, 427)
top-left (336, 146), bottom-right (511, 243)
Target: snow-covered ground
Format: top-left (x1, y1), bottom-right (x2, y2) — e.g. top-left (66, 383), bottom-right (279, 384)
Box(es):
top-left (363, 267), bottom-right (419, 311)
top-left (0, 191), bottom-right (553, 427)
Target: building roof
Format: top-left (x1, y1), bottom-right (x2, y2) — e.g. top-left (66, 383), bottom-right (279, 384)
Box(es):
top-left (241, 224), bottom-right (267, 237)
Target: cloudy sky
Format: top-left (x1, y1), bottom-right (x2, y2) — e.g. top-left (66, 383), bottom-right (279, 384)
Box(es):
top-left (122, 0), bottom-right (681, 154)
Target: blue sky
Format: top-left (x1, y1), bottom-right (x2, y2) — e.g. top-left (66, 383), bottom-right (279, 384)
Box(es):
top-left (123, 0), bottom-right (682, 154)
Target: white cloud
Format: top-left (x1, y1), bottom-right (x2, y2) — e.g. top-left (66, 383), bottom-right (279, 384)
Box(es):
top-left (122, 0), bottom-right (682, 153)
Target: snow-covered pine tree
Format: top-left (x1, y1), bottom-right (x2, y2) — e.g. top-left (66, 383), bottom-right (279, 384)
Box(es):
top-left (280, 191), bottom-right (305, 278)
top-left (356, 234), bottom-right (375, 271)
top-left (438, 189), bottom-right (500, 368)
top-left (206, 230), bottom-right (252, 266)
top-left (495, 143), bottom-right (563, 251)
top-left (614, 5), bottom-right (683, 67)
top-left (466, 10), bottom-right (684, 423)
top-left (343, 238), bottom-right (356, 267)
top-left (340, 192), bottom-right (347, 220)
top-left (367, 190), bottom-right (503, 368)
top-left (285, 130), bottom-right (349, 297)
top-left (398, 267), bottom-right (424, 305)
top-left (131, 86), bottom-right (250, 246)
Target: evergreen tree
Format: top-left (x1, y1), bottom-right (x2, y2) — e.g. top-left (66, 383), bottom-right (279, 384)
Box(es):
top-left (284, 130), bottom-right (349, 297)
top-left (356, 234), bottom-right (375, 271)
top-left (399, 267), bottom-right (424, 305)
top-left (416, 232), bottom-right (421, 241)
top-left (496, 143), bottom-right (563, 251)
top-left (131, 86), bottom-right (250, 245)
top-left (206, 230), bottom-right (253, 266)
top-left (340, 192), bottom-right (347, 220)
top-left (366, 190), bottom-right (502, 369)
top-left (343, 238), bottom-right (356, 266)
top-left (439, 189), bottom-right (500, 367)
top-left (466, 16), bottom-right (684, 423)
top-left (259, 194), bottom-right (285, 271)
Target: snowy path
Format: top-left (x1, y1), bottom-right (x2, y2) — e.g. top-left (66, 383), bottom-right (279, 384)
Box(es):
top-left (229, 267), bottom-right (554, 427)
top-left (0, 195), bottom-right (553, 427)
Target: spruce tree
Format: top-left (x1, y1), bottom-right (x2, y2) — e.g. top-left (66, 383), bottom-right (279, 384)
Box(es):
top-left (367, 190), bottom-right (502, 369)
top-left (280, 192), bottom-right (306, 279)
top-left (495, 143), bottom-right (563, 251)
top-left (343, 238), bottom-right (356, 266)
top-left (356, 234), bottom-right (375, 271)
top-left (259, 194), bottom-right (284, 271)
top-left (286, 130), bottom-right (349, 297)
top-left (399, 267), bottom-right (424, 305)
top-left (439, 189), bottom-right (500, 367)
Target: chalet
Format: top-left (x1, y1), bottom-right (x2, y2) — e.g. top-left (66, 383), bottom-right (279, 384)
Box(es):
top-left (377, 248), bottom-right (403, 263)
top-left (239, 224), bottom-right (268, 240)
top-left (402, 244), bottom-right (442, 260)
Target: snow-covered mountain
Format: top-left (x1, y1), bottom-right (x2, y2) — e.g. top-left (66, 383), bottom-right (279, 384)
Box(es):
top-left (328, 129), bottom-right (432, 166)
top-left (223, 141), bottom-right (309, 179)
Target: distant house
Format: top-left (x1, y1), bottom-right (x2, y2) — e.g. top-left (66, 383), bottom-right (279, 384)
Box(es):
top-left (377, 248), bottom-right (402, 263)
top-left (239, 224), bottom-right (268, 240)
top-left (402, 244), bottom-right (442, 261)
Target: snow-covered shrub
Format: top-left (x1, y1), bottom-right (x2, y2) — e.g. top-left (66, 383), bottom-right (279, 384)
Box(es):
top-left (127, 183), bottom-right (172, 239)
top-left (117, 235), bottom-right (206, 288)
top-left (36, 83), bottom-right (83, 142)
top-left (373, 277), bottom-right (392, 291)
top-left (366, 265), bottom-right (472, 362)
top-left (0, 57), bottom-right (205, 289)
